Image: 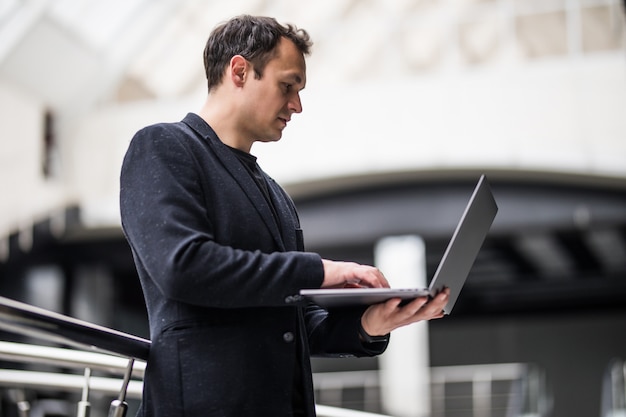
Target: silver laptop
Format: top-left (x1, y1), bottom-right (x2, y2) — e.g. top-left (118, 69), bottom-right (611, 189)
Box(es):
top-left (300, 174), bottom-right (498, 314)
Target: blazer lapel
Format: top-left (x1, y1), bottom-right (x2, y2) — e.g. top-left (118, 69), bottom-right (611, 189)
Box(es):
top-left (182, 114), bottom-right (286, 251)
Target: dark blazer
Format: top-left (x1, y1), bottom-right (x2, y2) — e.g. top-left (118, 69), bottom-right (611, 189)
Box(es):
top-left (120, 113), bottom-right (388, 417)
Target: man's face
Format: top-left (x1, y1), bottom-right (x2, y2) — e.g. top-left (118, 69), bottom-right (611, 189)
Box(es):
top-left (239, 37), bottom-right (307, 144)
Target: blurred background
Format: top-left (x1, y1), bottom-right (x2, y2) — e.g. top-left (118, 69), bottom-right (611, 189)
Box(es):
top-left (0, 0), bottom-right (625, 416)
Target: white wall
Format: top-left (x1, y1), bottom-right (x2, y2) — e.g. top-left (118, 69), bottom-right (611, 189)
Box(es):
top-left (68, 98), bottom-right (200, 227)
top-left (0, 80), bottom-right (69, 238)
top-left (254, 56), bottom-right (626, 183)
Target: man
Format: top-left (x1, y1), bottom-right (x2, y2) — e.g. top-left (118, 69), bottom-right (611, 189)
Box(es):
top-left (120, 15), bottom-right (449, 417)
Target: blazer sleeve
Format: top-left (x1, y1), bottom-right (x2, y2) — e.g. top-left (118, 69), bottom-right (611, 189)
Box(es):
top-left (305, 303), bottom-right (389, 357)
top-left (120, 123), bottom-right (324, 309)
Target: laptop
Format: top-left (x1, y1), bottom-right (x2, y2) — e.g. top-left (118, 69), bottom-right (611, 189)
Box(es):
top-left (300, 174), bottom-right (498, 314)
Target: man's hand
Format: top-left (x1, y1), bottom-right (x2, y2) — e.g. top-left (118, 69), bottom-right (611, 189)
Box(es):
top-left (360, 288), bottom-right (450, 336)
top-left (321, 259), bottom-right (390, 289)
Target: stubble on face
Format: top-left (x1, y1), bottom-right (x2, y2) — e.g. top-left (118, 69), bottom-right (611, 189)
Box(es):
top-left (242, 38), bottom-right (307, 147)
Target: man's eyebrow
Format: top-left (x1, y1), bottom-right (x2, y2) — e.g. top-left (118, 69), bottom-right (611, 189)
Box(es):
top-left (284, 72), bottom-right (304, 85)
top-left (282, 73), bottom-right (306, 91)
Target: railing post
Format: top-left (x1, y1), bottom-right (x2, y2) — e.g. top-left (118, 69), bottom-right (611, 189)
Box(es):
top-left (76, 368), bottom-right (91, 417)
top-left (108, 358), bottom-right (134, 417)
top-left (14, 389), bottom-right (31, 417)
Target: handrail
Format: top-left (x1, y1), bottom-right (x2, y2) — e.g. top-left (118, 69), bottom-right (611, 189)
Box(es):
top-left (0, 341), bottom-right (145, 378)
top-left (0, 369), bottom-right (144, 399)
top-left (0, 295), bottom-right (150, 360)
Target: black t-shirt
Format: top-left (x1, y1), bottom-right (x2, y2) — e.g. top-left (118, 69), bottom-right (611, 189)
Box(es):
top-left (228, 147), bottom-right (281, 223)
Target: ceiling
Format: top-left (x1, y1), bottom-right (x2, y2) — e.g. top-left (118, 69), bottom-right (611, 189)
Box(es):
top-left (1, 0), bottom-right (624, 107)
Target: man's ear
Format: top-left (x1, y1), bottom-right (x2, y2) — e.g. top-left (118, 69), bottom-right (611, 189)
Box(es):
top-left (229, 55), bottom-right (248, 87)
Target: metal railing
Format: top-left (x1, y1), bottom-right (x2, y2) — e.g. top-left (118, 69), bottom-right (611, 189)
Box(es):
top-left (0, 342), bottom-right (390, 417)
top-left (431, 362), bottom-right (551, 417)
top-left (313, 363), bottom-right (551, 417)
top-left (0, 294), bottom-right (555, 417)
top-left (0, 295), bottom-right (390, 417)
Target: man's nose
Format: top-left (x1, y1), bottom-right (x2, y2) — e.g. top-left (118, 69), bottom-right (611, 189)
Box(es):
top-left (289, 93), bottom-right (302, 114)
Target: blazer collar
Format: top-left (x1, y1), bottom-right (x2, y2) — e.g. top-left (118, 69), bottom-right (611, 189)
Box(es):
top-left (181, 113), bottom-right (286, 251)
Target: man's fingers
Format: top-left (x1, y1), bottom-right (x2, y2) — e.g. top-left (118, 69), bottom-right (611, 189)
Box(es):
top-left (404, 296), bottom-right (429, 310)
top-left (354, 266), bottom-right (389, 288)
top-left (383, 298), bottom-right (404, 312)
top-left (394, 290), bottom-right (449, 320)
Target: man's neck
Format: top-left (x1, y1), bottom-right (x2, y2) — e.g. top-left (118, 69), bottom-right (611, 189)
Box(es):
top-left (198, 95), bottom-right (253, 153)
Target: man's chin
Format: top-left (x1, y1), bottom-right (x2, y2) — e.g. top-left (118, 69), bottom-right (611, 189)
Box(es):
top-left (257, 133), bottom-right (283, 144)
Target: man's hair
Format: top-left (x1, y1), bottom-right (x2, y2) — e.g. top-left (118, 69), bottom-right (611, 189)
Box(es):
top-left (203, 15), bottom-right (312, 93)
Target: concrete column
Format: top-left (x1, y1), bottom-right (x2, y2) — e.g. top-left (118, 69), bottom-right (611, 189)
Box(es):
top-left (375, 235), bottom-right (430, 417)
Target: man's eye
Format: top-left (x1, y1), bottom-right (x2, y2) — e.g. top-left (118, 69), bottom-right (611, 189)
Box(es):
top-left (283, 83), bottom-right (292, 92)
